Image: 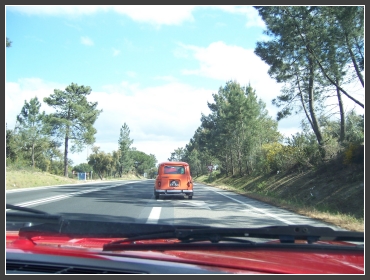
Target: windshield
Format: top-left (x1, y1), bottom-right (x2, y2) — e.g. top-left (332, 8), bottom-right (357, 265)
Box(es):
top-left (6, 5), bottom-right (364, 274)
top-left (164, 166), bottom-right (185, 174)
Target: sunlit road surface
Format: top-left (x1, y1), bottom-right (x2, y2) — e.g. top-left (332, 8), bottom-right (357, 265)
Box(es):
top-left (6, 180), bottom-right (343, 230)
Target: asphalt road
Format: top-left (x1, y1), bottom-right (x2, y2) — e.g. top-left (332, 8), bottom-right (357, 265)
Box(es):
top-left (6, 179), bottom-right (342, 229)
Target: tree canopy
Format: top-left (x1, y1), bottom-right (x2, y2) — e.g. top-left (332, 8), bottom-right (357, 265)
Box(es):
top-left (254, 6), bottom-right (364, 153)
top-left (173, 81), bottom-right (281, 176)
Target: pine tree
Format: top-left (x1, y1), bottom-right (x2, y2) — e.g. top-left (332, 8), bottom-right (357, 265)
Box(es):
top-left (118, 123), bottom-right (134, 176)
top-left (15, 97), bottom-right (49, 168)
top-left (44, 83), bottom-right (102, 177)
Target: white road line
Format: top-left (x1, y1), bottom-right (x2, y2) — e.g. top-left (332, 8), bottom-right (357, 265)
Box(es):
top-left (206, 187), bottom-right (293, 225)
top-left (178, 200), bottom-right (211, 210)
top-left (6, 185), bottom-right (121, 210)
top-left (146, 207), bottom-right (162, 224)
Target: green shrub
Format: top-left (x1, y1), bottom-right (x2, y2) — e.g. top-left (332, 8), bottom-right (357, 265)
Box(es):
top-left (344, 143), bottom-right (364, 165)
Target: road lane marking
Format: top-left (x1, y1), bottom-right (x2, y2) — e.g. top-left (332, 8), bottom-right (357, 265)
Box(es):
top-left (146, 207), bottom-right (162, 224)
top-left (6, 184), bottom-right (127, 210)
top-left (178, 200), bottom-right (211, 210)
top-left (205, 187), bottom-right (293, 225)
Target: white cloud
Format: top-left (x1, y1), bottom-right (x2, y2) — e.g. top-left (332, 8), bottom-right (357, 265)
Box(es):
top-left (5, 79), bottom-right (66, 129)
top-left (7, 5), bottom-right (196, 27)
top-left (7, 5), bottom-right (262, 28)
top-left (92, 81), bottom-right (213, 138)
top-left (152, 75), bottom-right (178, 83)
top-left (112, 5), bottom-right (196, 27)
top-left (81, 36), bottom-right (94, 46)
top-left (211, 5), bottom-right (265, 28)
top-left (83, 81), bottom-right (214, 164)
top-left (133, 139), bottom-right (190, 164)
top-left (179, 41), bottom-right (282, 116)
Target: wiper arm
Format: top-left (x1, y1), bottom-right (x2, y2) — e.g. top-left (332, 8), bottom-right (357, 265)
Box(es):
top-left (175, 225), bottom-right (364, 243)
top-left (11, 218), bottom-right (210, 239)
top-left (103, 224), bottom-right (363, 251)
top-left (6, 204), bottom-right (63, 225)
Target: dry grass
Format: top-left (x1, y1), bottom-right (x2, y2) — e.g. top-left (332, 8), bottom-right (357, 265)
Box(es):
top-left (6, 167), bottom-right (144, 190)
top-left (6, 169), bottom-right (78, 189)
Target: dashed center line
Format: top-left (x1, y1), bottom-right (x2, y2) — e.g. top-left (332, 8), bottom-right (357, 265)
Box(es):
top-left (146, 207), bottom-right (162, 224)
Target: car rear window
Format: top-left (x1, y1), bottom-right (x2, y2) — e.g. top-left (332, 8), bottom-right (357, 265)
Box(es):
top-left (164, 166), bottom-right (185, 174)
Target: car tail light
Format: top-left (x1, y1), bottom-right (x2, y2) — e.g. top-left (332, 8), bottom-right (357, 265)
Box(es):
top-left (158, 181), bottom-right (161, 187)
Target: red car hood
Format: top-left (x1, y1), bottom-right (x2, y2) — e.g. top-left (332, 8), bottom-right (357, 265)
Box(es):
top-left (6, 231), bottom-right (364, 274)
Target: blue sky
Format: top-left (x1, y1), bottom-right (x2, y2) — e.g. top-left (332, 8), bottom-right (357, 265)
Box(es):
top-left (5, 5), bottom-right (363, 166)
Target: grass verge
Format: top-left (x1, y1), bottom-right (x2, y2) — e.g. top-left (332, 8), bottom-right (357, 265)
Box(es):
top-left (6, 167), bottom-right (144, 190)
top-left (195, 167), bottom-right (363, 232)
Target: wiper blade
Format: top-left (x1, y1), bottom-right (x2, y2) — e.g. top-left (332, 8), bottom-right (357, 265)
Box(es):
top-left (175, 225), bottom-right (364, 243)
top-left (7, 208), bottom-right (362, 247)
top-left (6, 212), bottom-right (63, 225)
top-left (103, 224), bottom-right (363, 251)
top-left (12, 219), bottom-right (210, 239)
top-left (6, 204), bottom-right (49, 214)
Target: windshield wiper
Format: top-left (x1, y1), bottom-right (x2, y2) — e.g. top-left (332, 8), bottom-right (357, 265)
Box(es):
top-left (6, 206), bottom-right (210, 238)
top-left (6, 204), bottom-right (63, 225)
top-left (6, 204), bottom-right (49, 214)
top-left (175, 225), bottom-right (364, 243)
top-left (6, 206), bottom-right (363, 248)
top-left (102, 225), bottom-right (363, 251)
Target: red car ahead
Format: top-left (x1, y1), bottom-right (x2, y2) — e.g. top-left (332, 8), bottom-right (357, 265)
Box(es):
top-left (6, 204), bottom-right (363, 274)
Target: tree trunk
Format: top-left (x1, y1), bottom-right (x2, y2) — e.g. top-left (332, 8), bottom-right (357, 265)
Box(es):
top-left (64, 135), bottom-right (69, 177)
top-left (32, 142), bottom-right (35, 168)
top-left (238, 149), bottom-right (243, 176)
top-left (224, 154), bottom-right (229, 176)
top-left (345, 33), bottom-right (364, 87)
top-left (307, 57), bottom-right (325, 158)
top-left (229, 148), bottom-right (234, 176)
top-left (336, 79), bottom-right (346, 143)
top-left (296, 74), bottom-right (314, 129)
top-left (237, 135), bottom-right (242, 175)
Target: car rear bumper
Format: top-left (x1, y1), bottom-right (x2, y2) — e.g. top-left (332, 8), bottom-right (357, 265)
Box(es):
top-left (155, 190), bottom-right (193, 195)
